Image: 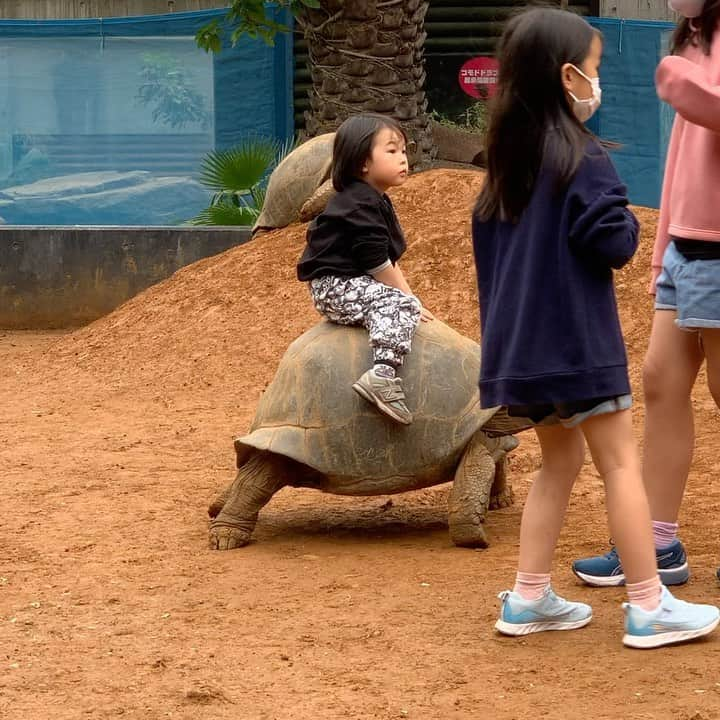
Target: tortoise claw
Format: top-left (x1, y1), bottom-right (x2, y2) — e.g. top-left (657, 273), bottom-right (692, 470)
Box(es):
top-left (208, 524), bottom-right (252, 551)
top-left (449, 521), bottom-right (489, 549)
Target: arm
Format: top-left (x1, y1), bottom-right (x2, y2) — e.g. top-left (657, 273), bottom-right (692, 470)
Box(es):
top-left (656, 55), bottom-right (720, 134)
top-left (370, 261), bottom-right (413, 295)
top-left (371, 262), bottom-right (434, 321)
top-left (649, 114), bottom-right (683, 293)
top-left (347, 198), bottom-right (434, 319)
top-left (567, 149), bottom-right (639, 270)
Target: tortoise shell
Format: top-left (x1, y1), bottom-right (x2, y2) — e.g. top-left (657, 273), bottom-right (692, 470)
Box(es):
top-left (235, 320), bottom-right (519, 493)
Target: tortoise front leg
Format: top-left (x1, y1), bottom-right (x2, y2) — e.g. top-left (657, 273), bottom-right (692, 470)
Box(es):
top-left (209, 450), bottom-right (286, 551)
top-left (448, 431), bottom-right (496, 548)
top-left (208, 481), bottom-right (233, 519)
top-left (299, 178), bottom-right (335, 222)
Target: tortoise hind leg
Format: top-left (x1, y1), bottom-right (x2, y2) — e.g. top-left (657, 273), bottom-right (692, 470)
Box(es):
top-left (448, 431), bottom-right (496, 548)
top-left (209, 450), bottom-right (288, 551)
top-left (489, 436), bottom-right (517, 510)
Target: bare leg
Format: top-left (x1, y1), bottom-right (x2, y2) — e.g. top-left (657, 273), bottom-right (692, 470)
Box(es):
top-left (582, 410), bottom-right (656, 585)
top-left (517, 425), bottom-right (585, 573)
top-left (699, 328), bottom-right (720, 408)
top-left (643, 311), bottom-right (703, 522)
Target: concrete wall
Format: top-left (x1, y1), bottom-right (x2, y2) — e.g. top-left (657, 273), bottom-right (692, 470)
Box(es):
top-left (600, 0), bottom-right (677, 20)
top-left (0, 1), bottom-right (227, 19)
top-left (0, 226), bottom-right (251, 329)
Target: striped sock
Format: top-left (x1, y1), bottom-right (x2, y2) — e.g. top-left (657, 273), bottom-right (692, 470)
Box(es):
top-left (626, 575), bottom-right (662, 612)
top-left (652, 520), bottom-right (679, 549)
top-left (513, 571), bottom-right (551, 601)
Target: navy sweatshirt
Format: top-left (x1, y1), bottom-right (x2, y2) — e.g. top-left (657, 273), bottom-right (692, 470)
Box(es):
top-left (472, 141), bottom-right (639, 407)
top-left (297, 179), bottom-right (406, 281)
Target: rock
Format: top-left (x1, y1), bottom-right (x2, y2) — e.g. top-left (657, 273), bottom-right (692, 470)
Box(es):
top-left (431, 120), bottom-right (485, 166)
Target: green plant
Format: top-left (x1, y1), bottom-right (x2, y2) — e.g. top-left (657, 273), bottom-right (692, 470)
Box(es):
top-left (190, 137), bottom-right (294, 226)
top-left (430, 101), bottom-right (489, 135)
top-left (136, 53), bottom-right (210, 129)
top-left (196, 0), bottom-right (320, 51)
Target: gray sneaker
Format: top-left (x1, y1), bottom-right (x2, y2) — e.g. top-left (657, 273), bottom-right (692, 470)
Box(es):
top-left (352, 369), bottom-right (412, 425)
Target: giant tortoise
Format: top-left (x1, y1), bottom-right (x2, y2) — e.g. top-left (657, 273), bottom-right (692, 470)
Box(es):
top-left (208, 319), bottom-right (529, 550)
top-left (252, 133), bottom-right (336, 236)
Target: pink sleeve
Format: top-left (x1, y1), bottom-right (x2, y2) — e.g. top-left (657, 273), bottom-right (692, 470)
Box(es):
top-left (649, 115), bottom-right (682, 294)
top-left (655, 55), bottom-right (720, 134)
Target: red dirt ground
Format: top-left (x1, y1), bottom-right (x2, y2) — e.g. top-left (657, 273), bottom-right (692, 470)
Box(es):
top-left (2, 169), bottom-right (720, 720)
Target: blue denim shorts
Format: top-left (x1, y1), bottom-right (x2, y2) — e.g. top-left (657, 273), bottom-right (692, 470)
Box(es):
top-left (507, 394), bottom-right (633, 429)
top-left (655, 242), bottom-right (720, 330)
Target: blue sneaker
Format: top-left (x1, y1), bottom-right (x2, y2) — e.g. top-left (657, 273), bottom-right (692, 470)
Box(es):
top-left (572, 540), bottom-right (690, 587)
top-left (495, 587), bottom-right (592, 636)
top-left (623, 586), bottom-right (719, 649)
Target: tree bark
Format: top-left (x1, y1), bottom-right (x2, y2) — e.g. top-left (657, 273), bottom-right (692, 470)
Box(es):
top-left (296, 0), bottom-right (435, 169)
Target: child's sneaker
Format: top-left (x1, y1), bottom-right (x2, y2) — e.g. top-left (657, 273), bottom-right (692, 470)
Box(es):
top-left (495, 587), bottom-right (592, 636)
top-left (352, 369), bottom-right (412, 425)
top-left (572, 539), bottom-right (689, 587)
top-left (623, 586), bottom-right (719, 649)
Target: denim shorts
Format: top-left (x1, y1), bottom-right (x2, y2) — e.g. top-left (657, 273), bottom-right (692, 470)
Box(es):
top-left (655, 242), bottom-right (720, 330)
top-left (507, 394), bottom-right (633, 429)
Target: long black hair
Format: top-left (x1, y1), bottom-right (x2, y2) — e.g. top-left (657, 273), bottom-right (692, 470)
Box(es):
top-left (475, 8), bottom-right (601, 223)
top-left (331, 113), bottom-right (408, 192)
top-left (671, 0), bottom-right (720, 54)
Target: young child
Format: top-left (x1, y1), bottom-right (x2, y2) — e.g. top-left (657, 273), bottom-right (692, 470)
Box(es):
top-left (472, 8), bottom-right (719, 648)
top-left (297, 113), bottom-right (432, 425)
top-left (573, 0), bottom-right (720, 585)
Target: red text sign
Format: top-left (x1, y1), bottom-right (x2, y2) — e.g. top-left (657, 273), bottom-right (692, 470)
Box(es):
top-left (458, 56), bottom-right (500, 99)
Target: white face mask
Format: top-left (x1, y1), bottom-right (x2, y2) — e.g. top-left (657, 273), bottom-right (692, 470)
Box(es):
top-left (668, 0), bottom-right (704, 18)
top-left (568, 65), bottom-right (602, 123)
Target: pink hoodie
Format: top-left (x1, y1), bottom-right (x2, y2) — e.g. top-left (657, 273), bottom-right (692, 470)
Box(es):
top-left (650, 24), bottom-right (720, 291)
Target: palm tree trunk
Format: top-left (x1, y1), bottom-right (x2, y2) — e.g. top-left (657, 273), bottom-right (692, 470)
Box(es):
top-left (296, 0), bottom-right (435, 169)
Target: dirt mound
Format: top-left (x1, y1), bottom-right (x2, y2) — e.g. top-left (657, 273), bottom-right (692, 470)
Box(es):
top-left (51, 169), bottom-right (658, 409)
top-left (12, 172), bottom-right (720, 720)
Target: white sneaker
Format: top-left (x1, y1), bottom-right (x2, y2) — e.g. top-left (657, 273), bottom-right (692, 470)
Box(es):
top-left (495, 587), bottom-right (592, 636)
top-left (623, 586), bottom-right (720, 649)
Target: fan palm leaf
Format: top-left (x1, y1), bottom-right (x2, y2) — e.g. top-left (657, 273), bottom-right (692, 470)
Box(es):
top-left (198, 137), bottom-right (278, 193)
top-left (189, 202), bottom-right (259, 226)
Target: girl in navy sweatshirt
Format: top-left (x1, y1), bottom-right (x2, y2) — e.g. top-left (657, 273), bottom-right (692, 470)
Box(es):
top-left (473, 7), bottom-right (718, 648)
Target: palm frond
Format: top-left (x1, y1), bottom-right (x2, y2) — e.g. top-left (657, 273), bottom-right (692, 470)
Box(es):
top-left (189, 201), bottom-right (259, 226)
top-left (198, 137), bottom-right (278, 192)
top-left (272, 135), bottom-right (299, 170)
top-left (250, 185), bottom-right (266, 210)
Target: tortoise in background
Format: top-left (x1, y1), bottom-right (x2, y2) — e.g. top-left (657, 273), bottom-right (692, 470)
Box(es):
top-left (208, 320), bottom-right (529, 550)
top-left (252, 133), bottom-right (335, 235)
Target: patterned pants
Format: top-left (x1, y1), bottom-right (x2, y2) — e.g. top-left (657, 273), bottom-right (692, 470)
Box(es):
top-left (309, 275), bottom-right (421, 367)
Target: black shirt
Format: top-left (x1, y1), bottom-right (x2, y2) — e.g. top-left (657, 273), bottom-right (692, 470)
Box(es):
top-left (297, 179), bottom-right (406, 281)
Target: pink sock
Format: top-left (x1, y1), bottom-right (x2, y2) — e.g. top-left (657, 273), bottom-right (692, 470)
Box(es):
top-left (626, 576), bottom-right (662, 612)
top-left (513, 571), bottom-right (551, 601)
top-left (652, 520), bottom-right (679, 549)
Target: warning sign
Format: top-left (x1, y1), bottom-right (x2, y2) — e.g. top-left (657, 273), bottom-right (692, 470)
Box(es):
top-left (458, 56), bottom-right (500, 100)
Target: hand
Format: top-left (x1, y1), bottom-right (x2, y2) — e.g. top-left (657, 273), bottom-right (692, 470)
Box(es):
top-left (420, 307), bottom-right (435, 323)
